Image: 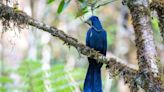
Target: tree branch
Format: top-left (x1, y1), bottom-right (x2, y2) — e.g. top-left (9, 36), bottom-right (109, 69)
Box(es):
top-left (93, 0), bottom-right (119, 9)
top-left (0, 3), bottom-right (138, 86)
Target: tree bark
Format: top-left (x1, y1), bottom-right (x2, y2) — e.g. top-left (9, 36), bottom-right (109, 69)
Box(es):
top-left (124, 0), bottom-right (163, 91)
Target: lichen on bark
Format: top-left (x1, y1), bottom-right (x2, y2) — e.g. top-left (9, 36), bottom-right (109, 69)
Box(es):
top-left (0, 3), bottom-right (28, 36)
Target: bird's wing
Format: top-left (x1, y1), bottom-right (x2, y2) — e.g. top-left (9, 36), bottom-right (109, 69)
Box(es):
top-left (86, 29), bottom-right (91, 47)
top-left (103, 31), bottom-right (107, 56)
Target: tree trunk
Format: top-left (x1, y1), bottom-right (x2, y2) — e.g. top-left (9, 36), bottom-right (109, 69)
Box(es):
top-left (124, 0), bottom-right (163, 91)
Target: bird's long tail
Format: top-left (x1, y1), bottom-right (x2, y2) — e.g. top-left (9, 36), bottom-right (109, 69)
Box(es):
top-left (83, 59), bottom-right (102, 92)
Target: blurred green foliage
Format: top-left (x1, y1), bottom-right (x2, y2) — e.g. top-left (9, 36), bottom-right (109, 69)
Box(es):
top-left (0, 76), bottom-right (13, 83)
top-left (47, 0), bottom-right (113, 18)
top-left (0, 59), bottom-right (85, 92)
top-left (151, 17), bottom-right (160, 32)
top-left (76, 7), bottom-right (88, 18)
top-left (0, 76), bottom-right (13, 92)
top-left (106, 24), bottom-right (116, 47)
top-left (151, 17), bottom-right (161, 42)
top-left (47, 0), bottom-right (55, 4)
top-left (57, 0), bottom-right (71, 14)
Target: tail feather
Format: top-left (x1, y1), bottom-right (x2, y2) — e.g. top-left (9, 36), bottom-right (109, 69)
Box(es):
top-left (84, 59), bottom-right (102, 92)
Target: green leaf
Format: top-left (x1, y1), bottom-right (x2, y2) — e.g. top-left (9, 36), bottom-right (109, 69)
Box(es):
top-left (78, 0), bottom-right (84, 3)
top-left (0, 87), bottom-right (6, 92)
top-left (0, 76), bottom-right (13, 83)
top-left (151, 18), bottom-right (160, 32)
top-left (57, 0), bottom-right (65, 14)
top-left (47, 0), bottom-right (55, 4)
top-left (76, 7), bottom-right (88, 18)
top-left (57, 0), bottom-right (71, 14)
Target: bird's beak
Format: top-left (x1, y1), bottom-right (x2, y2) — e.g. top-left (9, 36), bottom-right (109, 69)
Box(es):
top-left (85, 20), bottom-right (92, 26)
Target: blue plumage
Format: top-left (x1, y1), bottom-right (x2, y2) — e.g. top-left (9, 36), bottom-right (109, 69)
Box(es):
top-left (84, 16), bottom-right (107, 92)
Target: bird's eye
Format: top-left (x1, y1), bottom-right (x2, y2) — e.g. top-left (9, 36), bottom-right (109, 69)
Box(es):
top-left (93, 16), bottom-right (98, 21)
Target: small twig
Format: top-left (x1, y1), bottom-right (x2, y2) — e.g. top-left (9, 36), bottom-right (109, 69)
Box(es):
top-left (94, 0), bottom-right (119, 9)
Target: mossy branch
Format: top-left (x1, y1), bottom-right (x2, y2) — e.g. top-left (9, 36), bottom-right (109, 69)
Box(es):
top-left (0, 3), bottom-right (138, 86)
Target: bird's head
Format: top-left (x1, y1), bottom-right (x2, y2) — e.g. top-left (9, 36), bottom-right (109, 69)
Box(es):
top-left (85, 16), bottom-right (103, 32)
top-left (85, 18), bottom-right (92, 26)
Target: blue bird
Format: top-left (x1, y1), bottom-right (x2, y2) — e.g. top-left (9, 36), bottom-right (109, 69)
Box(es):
top-left (84, 16), bottom-right (107, 92)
